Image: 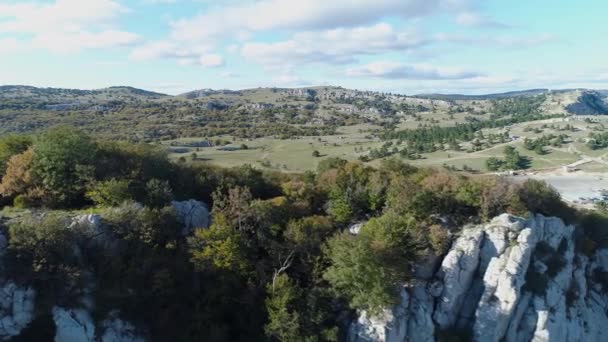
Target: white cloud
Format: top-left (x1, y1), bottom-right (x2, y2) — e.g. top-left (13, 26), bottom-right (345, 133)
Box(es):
top-left (199, 54), bottom-right (225, 67)
top-left (169, 0), bottom-right (463, 42)
top-left (241, 23), bottom-right (427, 67)
top-left (129, 41), bottom-right (223, 67)
top-left (346, 61), bottom-right (483, 80)
top-left (455, 11), bottom-right (509, 28)
top-left (0, 0), bottom-right (138, 53)
top-left (435, 32), bottom-right (556, 48)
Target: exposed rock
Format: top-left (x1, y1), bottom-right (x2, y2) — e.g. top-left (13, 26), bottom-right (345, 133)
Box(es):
top-left (349, 288), bottom-right (409, 342)
top-left (348, 222), bottom-right (365, 235)
top-left (347, 213), bottom-right (608, 342)
top-left (0, 283), bottom-right (35, 340)
top-left (100, 311), bottom-right (145, 342)
top-left (52, 307), bottom-right (95, 342)
top-left (171, 200), bottom-right (210, 235)
top-left (433, 226), bottom-right (484, 328)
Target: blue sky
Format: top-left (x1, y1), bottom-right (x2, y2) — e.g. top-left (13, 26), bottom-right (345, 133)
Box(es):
top-left (1, 0), bottom-right (607, 95)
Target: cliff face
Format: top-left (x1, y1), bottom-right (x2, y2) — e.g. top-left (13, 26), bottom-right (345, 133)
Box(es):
top-left (0, 200), bottom-right (209, 342)
top-left (349, 214), bottom-right (608, 342)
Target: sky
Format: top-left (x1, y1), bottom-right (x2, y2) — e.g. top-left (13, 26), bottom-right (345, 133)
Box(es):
top-left (0, 0), bottom-right (607, 95)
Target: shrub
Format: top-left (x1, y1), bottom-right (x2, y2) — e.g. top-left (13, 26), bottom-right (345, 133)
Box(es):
top-left (12, 194), bottom-right (31, 209)
top-left (7, 214), bottom-right (83, 298)
top-left (86, 178), bottom-right (132, 207)
top-left (144, 179), bottom-right (173, 208)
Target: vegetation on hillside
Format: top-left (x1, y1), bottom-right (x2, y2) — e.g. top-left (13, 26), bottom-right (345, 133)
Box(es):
top-left (1, 127), bottom-right (606, 341)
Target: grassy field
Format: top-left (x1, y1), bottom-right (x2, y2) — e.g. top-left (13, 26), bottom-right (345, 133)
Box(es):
top-left (166, 116), bottom-right (607, 173)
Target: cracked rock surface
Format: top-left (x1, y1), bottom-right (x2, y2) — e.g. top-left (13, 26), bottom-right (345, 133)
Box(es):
top-left (348, 214), bottom-right (608, 342)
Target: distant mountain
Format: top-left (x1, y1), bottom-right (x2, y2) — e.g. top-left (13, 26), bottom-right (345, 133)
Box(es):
top-left (179, 89), bottom-right (243, 99)
top-left (566, 91), bottom-right (608, 115)
top-left (0, 85), bottom-right (168, 101)
top-left (413, 89), bottom-right (550, 101)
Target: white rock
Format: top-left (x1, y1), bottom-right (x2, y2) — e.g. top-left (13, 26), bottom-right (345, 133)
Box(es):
top-left (347, 214), bottom-right (608, 342)
top-left (348, 222), bottom-right (365, 235)
top-left (348, 288), bottom-right (409, 342)
top-left (0, 282), bottom-right (35, 340)
top-left (171, 200), bottom-right (210, 235)
top-left (433, 226), bottom-right (484, 328)
top-left (100, 312), bottom-right (145, 342)
top-left (53, 307), bottom-right (95, 342)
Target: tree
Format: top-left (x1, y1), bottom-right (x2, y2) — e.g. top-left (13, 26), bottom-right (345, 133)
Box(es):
top-left (312, 150), bottom-right (321, 157)
top-left (86, 178), bottom-right (132, 207)
top-left (264, 274), bottom-right (301, 341)
top-left (324, 212), bottom-right (422, 313)
top-left (503, 146), bottom-right (525, 170)
top-left (31, 126), bottom-right (97, 207)
top-left (485, 157), bottom-right (503, 171)
top-left (7, 214), bottom-right (82, 297)
top-left (0, 149), bottom-right (35, 198)
top-left (0, 134), bottom-right (32, 177)
top-left (188, 214), bottom-right (249, 274)
top-left (144, 179), bottom-right (173, 208)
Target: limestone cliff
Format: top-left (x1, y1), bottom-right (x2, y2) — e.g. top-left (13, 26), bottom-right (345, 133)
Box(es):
top-left (349, 214), bottom-right (608, 342)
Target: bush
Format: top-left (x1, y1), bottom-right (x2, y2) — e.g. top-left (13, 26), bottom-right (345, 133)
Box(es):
top-left (86, 178), bottom-right (132, 207)
top-left (12, 194), bottom-right (31, 209)
top-left (7, 215), bottom-right (83, 298)
top-left (144, 179), bottom-right (173, 208)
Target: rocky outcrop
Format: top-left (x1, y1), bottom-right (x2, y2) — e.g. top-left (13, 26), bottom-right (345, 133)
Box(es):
top-left (100, 312), bottom-right (145, 342)
top-left (53, 307), bottom-right (96, 342)
top-left (171, 200), bottom-right (210, 235)
top-left (0, 282), bottom-right (35, 340)
top-left (348, 213), bottom-right (608, 342)
top-left (53, 307), bottom-right (145, 342)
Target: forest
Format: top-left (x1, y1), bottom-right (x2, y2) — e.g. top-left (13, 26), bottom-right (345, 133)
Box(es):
top-left (0, 127), bottom-right (607, 341)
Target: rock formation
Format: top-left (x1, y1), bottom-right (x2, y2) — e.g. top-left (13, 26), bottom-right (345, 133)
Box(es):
top-left (171, 199), bottom-right (210, 235)
top-left (348, 214), bottom-right (608, 342)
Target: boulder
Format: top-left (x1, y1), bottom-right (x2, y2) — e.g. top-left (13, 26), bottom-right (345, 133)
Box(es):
top-left (171, 200), bottom-right (210, 235)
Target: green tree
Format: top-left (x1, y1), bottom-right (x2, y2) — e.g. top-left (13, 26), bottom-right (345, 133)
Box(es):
top-left (31, 126), bottom-right (97, 207)
top-left (485, 157), bottom-right (503, 171)
top-left (503, 146), bottom-right (525, 170)
top-left (86, 178), bottom-right (132, 207)
top-left (188, 214), bottom-right (249, 274)
top-left (144, 179), bottom-right (173, 208)
top-left (264, 274), bottom-right (301, 341)
top-left (324, 212), bottom-right (422, 313)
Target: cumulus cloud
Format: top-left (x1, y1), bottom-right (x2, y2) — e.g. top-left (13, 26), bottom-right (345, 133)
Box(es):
top-left (169, 0), bottom-right (462, 42)
top-left (0, 0), bottom-right (139, 53)
top-left (129, 41), bottom-right (224, 68)
top-left (241, 23), bottom-right (427, 66)
top-left (346, 61), bottom-right (483, 80)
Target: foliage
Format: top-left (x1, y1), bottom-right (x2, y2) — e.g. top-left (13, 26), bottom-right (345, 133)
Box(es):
top-left (31, 126), bottom-right (97, 207)
top-left (188, 214), bottom-right (249, 275)
top-left (86, 178), bottom-right (132, 207)
top-left (324, 212), bottom-right (422, 313)
top-left (0, 134), bottom-right (32, 177)
top-left (7, 215), bottom-right (83, 299)
top-left (264, 274), bottom-right (301, 341)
